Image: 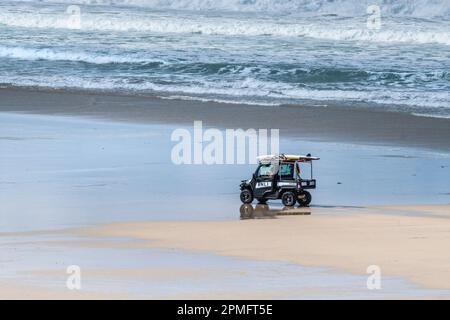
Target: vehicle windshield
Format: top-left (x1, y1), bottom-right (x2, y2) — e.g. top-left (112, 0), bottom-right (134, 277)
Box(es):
top-left (257, 161), bottom-right (309, 180)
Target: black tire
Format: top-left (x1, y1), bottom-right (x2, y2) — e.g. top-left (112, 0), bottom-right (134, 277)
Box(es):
top-left (281, 191), bottom-right (296, 207)
top-left (298, 190), bottom-right (312, 207)
top-left (240, 189), bottom-right (254, 204)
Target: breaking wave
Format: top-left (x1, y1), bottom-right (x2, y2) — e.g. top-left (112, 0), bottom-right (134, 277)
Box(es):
top-left (1, 73), bottom-right (449, 111)
top-left (8, 0), bottom-right (450, 18)
top-left (1, 11), bottom-right (449, 46)
top-left (0, 46), bottom-right (166, 65)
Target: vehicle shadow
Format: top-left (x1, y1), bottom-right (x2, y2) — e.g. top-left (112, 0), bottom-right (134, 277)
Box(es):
top-left (239, 204), bottom-right (311, 220)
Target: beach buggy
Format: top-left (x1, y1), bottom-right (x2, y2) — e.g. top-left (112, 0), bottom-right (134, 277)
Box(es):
top-left (239, 154), bottom-right (320, 207)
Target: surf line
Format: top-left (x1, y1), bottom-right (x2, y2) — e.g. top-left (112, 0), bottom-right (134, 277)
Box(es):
top-left (177, 304), bottom-right (211, 318)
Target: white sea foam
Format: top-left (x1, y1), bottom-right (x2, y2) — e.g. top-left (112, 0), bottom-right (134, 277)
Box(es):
top-left (8, 0), bottom-right (450, 18)
top-left (0, 46), bottom-right (164, 64)
top-left (1, 74), bottom-right (449, 113)
top-left (1, 10), bottom-right (449, 46)
top-left (1, 0), bottom-right (449, 117)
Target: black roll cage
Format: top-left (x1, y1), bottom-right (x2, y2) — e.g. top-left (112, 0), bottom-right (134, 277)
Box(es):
top-left (254, 160), bottom-right (315, 181)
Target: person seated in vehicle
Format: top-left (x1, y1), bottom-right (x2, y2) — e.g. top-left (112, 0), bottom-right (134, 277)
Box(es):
top-left (280, 162), bottom-right (295, 180)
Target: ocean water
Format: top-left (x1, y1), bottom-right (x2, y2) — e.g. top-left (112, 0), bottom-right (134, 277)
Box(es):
top-left (0, 0), bottom-right (450, 117)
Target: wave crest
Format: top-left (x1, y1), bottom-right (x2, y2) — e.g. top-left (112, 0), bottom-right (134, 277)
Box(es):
top-left (1, 12), bottom-right (449, 46)
top-left (0, 46), bottom-right (165, 65)
top-left (8, 0), bottom-right (450, 17)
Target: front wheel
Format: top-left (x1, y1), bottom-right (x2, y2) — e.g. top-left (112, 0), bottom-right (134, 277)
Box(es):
top-left (240, 189), bottom-right (254, 204)
top-left (298, 191), bottom-right (312, 207)
top-left (281, 191), bottom-right (296, 207)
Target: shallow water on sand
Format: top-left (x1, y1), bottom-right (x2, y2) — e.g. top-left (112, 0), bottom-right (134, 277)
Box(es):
top-left (1, 112), bottom-right (449, 232)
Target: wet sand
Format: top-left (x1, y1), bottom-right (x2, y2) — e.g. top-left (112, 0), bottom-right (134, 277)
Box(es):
top-left (0, 204), bottom-right (449, 299)
top-left (1, 86), bottom-right (450, 299)
top-left (1, 111), bottom-right (449, 233)
top-left (1, 87), bottom-right (450, 152)
top-left (74, 205), bottom-right (450, 291)
top-left (0, 280), bottom-right (129, 300)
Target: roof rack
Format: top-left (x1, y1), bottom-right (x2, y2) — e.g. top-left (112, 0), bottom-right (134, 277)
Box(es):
top-left (257, 154), bottom-right (320, 163)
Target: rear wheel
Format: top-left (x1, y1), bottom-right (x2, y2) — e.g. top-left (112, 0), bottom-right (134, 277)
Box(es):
top-left (281, 191), bottom-right (296, 207)
top-left (240, 189), bottom-right (254, 204)
top-left (298, 191), bottom-right (312, 207)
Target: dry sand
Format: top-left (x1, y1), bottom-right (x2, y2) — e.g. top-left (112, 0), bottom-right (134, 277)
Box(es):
top-left (75, 205), bottom-right (450, 290)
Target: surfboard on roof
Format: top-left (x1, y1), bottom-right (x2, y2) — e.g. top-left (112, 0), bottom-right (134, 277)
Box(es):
top-left (257, 154), bottom-right (320, 163)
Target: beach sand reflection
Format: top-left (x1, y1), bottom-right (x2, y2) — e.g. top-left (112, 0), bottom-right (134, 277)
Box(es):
top-left (239, 204), bottom-right (311, 220)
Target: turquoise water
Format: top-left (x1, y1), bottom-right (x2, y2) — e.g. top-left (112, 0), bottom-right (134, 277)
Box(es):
top-left (0, 0), bottom-right (450, 117)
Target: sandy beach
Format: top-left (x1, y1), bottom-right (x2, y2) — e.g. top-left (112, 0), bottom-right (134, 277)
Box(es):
top-left (0, 89), bottom-right (450, 299)
top-left (1, 87), bottom-right (450, 299)
top-left (0, 204), bottom-right (449, 299)
top-left (77, 204), bottom-right (450, 290)
top-left (2, 0), bottom-right (450, 302)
